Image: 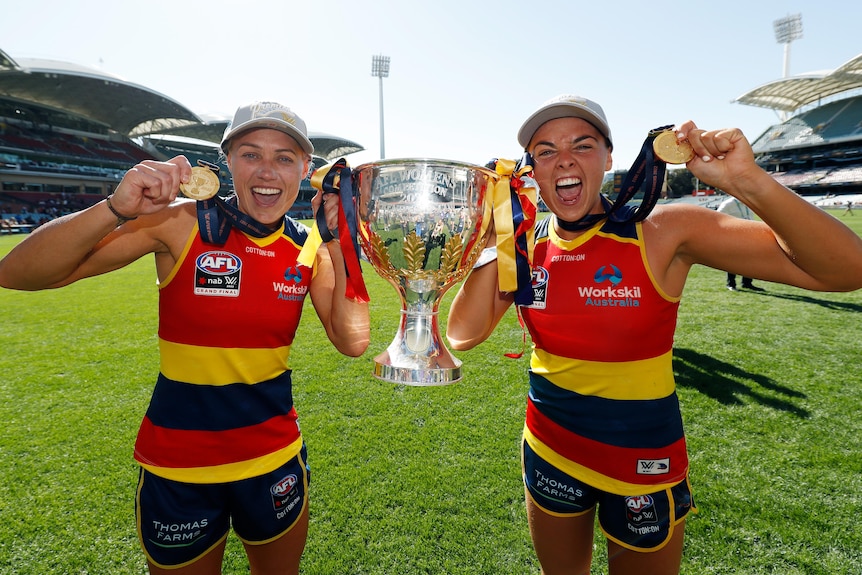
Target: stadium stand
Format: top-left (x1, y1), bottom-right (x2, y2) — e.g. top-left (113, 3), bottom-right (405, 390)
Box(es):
top-left (0, 48), bottom-right (363, 228)
top-left (737, 52), bottom-right (862, 196)
top-left (3, 48), bottom-right (862, 229)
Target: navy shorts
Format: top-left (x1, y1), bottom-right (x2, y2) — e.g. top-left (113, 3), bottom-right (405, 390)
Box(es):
top-left (136, 444), bottom-right (309, 568)
top-left (522, 439), bottom-right (695, 551)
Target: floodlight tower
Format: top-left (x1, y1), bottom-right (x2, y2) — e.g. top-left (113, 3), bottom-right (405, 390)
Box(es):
top-left (371, 54), bottom-right (391, 159)
top-left (773, 13), bottom-right (803, 79)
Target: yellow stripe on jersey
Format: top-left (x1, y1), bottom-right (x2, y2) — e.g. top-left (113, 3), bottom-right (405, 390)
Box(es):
top-left (530, 349), bottom-right (675, 401)
top-left (159, 339), bottom-right (291, 385)
top-left (139, 436), bottom-right (303, 484)
top-left (523, 426), bottom-right (680, 496)
top-left (634, 224), bottom-right (681, 303)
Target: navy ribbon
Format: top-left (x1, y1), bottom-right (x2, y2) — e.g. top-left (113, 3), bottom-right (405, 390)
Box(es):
top-left (510, 154), bottom-right (536, 306)
top-left (315, 158), bottom-right (368, 302)
top-left (197, 195), bottom-right (283, 245)
top-left (557, 125), bottom-right (670, 232)
top-left (314, 161), bottom-right (337, 244)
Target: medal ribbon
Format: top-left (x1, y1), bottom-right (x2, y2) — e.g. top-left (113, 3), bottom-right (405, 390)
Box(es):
top-left (297, 158), bottom-right (369, 303)
top-left (487, 154), bottom-right (538, 305)
top-left (557, 125), bottom-right (670, 232)
top-left (197, 195), bottom-right (284, 244)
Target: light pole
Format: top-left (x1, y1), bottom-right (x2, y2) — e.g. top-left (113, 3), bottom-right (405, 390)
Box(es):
top-left (773, 14), bottom-right (803, 79)
top-left (371, 54), bottom-right (390, 159)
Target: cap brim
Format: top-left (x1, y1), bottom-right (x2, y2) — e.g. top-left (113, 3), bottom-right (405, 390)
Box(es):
top-left (222, 119), bottom-right (314, 154)
top-left (517, 103), bottom-right (612, 149)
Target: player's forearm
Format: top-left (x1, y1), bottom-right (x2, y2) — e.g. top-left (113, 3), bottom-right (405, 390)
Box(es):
top-left (0, 201), bottom-right (118, 290)
top-left (321, 242), bottom-right (370, 357)
top-left (737, 174), bottom-right (862, 290)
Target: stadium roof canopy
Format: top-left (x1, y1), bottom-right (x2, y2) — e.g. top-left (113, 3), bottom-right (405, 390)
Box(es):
top-left (0, 48), bottom-right (363, 160)
top-left (735, 52), bottom-right (862, 114)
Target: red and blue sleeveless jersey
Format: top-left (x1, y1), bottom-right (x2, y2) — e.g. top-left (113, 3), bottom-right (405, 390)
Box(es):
top-left (134, 220), bottom-right (312, 483)
top-left (520, 216), bottom-right (687, 495)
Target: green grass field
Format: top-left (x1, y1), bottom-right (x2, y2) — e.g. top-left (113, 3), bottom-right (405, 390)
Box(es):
top-left (1, 209), bottom-right (861, 574)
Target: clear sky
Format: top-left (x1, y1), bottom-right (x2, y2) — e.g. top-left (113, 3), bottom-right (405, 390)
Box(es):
top-left (4, 0), bottom-right (860, 172)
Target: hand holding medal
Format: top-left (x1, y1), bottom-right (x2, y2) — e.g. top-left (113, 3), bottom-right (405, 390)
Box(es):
top-left (652, 129), bottom-right (695, 164)
top-left (180, 162), bottom-right (221, 200)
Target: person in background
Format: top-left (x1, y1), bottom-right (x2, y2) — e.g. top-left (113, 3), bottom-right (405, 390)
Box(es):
top-left (716, 194), bottom-right (765, 291)
top-left (0, 101), bottom-right (370, 575)
top-left (446, 94), bottom-right (862, 575)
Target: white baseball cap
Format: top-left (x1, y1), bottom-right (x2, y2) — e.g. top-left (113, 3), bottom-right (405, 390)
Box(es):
top-left (220, 101), bottom-right (314, 154)
top-left (517, 94), bottom-right (613, 150)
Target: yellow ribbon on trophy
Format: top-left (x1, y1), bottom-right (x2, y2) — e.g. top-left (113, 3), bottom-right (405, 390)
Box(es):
top-left (296, 165), bottom-right (333, 268)
top-left (485, 155), bottom-right (538, 305)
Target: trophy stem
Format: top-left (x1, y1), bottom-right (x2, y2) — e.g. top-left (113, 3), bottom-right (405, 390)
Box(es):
top-left (372, 307), bottom-right (462, 386)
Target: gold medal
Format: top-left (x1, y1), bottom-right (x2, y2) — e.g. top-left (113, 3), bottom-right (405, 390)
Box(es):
top-left (652, 130), bottom-right (695, 164)
top-left (180, 166), bottom-right (220, 200)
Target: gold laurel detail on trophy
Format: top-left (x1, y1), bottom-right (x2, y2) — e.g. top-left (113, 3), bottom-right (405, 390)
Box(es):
top-left (403, 232), bottom-right (427, 273)
top-left (652, 130), bottom-right (695, 164)
top-left (180, 166), bottom-right (220, 200)
top-left (369, 234), bottom-right (393, 271)
top-left (439, 236), bottom-right (464, 274)
top-left (361, 233), bottom-right (403, 285)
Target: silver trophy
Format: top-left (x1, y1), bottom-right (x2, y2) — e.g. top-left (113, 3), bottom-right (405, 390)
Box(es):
top-left (352, 159), bottom-right (495, 385)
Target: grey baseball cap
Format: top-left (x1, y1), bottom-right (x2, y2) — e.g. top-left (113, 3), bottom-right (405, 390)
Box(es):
top-left (517, 94), bottom-right (613, 150)
top-left (220, 101), bottom-right (314, 154)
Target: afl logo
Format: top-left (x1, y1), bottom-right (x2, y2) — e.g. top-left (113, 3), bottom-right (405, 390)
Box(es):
top-left (532, 266), bottom-right (549, 287)
top-left (271, 474), bottom-right (298, 497)
top-left (626, 495), bottom-right (654, 513)
top-left (196, 251), bottom-right (241, 275)
top-left (270, 473), bottom-right (299, 511)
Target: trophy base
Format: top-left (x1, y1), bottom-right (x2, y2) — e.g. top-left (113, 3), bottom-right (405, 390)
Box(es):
top-left (372, 350), bottom-right (462, 386)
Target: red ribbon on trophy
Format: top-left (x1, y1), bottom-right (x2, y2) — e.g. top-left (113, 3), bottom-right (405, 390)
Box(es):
top-left (297, 158), bottom-right (369, 303)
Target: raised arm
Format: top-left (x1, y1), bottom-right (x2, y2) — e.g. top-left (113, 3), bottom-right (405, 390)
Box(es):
top-left (0, 156), bottom-right (191, 290)
top-left (673, 122), bottom-right (862, 292)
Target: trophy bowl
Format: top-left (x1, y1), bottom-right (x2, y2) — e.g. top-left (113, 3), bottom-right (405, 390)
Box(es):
top-left (352, 159), bottom-right (495, 385)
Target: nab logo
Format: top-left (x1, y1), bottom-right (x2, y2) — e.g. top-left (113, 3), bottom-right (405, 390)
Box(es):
top-left (593, 264), bottom-right (622, 286)
top-left (196, 251), bottom-right (241, 275)
top-left (194, 251), bottom-right (242, 297)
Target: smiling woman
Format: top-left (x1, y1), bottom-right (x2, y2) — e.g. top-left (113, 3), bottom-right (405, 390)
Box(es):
top-left (0, 100), bottom-right (370, 575)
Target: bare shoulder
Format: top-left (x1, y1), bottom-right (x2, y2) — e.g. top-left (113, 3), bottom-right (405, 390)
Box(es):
top-left (649, 201), bottom-right (718, 221)
top-left (643, 202), bottom-right (721, 240)
top-left (641, 203), bottom-right (727, 294)
top-left (133, 197), bottom-right (198, 256)
top-left (153, 197), bottom-right (197, 225)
